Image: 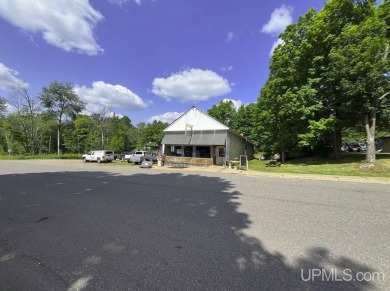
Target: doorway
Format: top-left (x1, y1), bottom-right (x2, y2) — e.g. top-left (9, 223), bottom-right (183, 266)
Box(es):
top-left (215, 146), bottom-right (225, 166)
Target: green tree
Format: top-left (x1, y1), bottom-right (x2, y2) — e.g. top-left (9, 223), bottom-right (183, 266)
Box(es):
top-left (231, 103), bottom-right (263, 151)
top-left (108, 116), bottom-right (136, 152)
top-left (7, 85), bottom-right (42, 154)
top-left (329, 0), bottom-right (389, 164)
top-left (72, 115), bottom-right (95, 153)
top-left (39, 82), bottom-right (85, 155)
top-left (258, 9), bottom-right (321, 154)
top-left (138, 120), bottom-right (168, 151)
top-left (207, 100), bottom-right (237, 128)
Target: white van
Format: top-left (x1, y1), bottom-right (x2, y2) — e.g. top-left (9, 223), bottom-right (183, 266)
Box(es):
top-left (82, 150), bottom-right (115, 163)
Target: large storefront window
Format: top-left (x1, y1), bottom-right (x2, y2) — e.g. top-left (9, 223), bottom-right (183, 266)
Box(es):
top-left (184, 146), bottom-right (193, 157)
top-left (166, 145), bottom-right (211, 158)
top-left (167, 146), bottom-right (181, 156)
top-left (195, 146), bottom-right (211, 158)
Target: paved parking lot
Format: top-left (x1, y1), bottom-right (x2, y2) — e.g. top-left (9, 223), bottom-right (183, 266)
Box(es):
top-left (0, 160), bottom-right (389, 290)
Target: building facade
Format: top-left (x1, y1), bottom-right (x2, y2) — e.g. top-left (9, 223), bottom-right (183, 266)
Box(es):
top-left (381, 135), bottom-right (390, 153)
top-left (161, 107), bottom-right (254, 166)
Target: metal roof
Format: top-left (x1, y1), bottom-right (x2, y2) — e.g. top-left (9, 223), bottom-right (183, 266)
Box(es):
top-left (162, 130), bottom-right (227, 145)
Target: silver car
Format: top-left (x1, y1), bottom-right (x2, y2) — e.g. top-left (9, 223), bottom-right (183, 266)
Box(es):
top-left (358, 143), bottom-right (367, 152)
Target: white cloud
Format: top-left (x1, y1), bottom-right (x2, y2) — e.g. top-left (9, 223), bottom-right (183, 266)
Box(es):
top-left (0, 63), bottom-right (27, 90)
top-left (108, 0), bottom-right (130, 6)
top-left (261, 5), bottom-right (293, 35)
top-left (147, 111), bottom-right (183, 123)
top-left (152, 68), bottom-right (232, 102)
top-left (75, 81), bottom-right (149, 113)
top-left (108, 0), bottom-right (144, 7)
top-left (220, 65), bottom-right (233, 72)
top-left (0, 0), bottom-right (104, 55)
top-left (225, 31), bottom-right (235, 43)
top-left (269, 38), bottom-right (284, 56)
top-left (222, 98), bottom-right (244, 110)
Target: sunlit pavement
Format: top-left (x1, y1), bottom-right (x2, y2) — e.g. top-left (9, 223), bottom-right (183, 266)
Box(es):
top-left (154, 164), bottom-right (390, 185)
top-left (0, 160), bottom-right (389, 290)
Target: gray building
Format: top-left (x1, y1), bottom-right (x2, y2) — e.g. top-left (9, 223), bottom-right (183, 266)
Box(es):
top-left (161, 106), bottom-right (254, 166)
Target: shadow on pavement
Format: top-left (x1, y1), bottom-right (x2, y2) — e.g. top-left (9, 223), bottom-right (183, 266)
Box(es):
top-left (0, 171), bottom-right (379, 290)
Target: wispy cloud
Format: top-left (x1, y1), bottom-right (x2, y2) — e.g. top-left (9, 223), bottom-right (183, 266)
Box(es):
top-left (147, 111), bottom-right (183, 123)
top-left (222, 98), bottom-right (244, 110)
top-left (269, 39), bottom-right (284, 56)
top-left (0, 62), bottom-right (28, 90)
top-left (108, 0), bottom-right (130, 5)
top-left (220, 65), bottom-right (233, 72)
top-left (225, 31), bottom-right (238, 43)
top-left (261, 5), bottom-right (292, 57)
top-left (261, 5), bottom-right (293, 36)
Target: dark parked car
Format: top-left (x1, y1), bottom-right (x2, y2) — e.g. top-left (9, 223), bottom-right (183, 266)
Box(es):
top-left (139, 152), bottom-right (158, 163)
top-left (344, 142), bottom-right (360, 152)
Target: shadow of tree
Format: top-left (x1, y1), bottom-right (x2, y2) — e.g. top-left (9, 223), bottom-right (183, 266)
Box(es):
top-left (0, 170), bottom-right (381, 290)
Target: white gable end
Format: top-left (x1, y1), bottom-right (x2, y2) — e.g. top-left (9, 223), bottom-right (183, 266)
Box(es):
top-left (164, 107), bottom-right (229, 132)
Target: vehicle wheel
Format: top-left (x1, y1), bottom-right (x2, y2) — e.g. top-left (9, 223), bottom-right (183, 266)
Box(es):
top-left (83, 158), bottom-right (86, 163)
top-left (97, 158), bottom-right (101, 163)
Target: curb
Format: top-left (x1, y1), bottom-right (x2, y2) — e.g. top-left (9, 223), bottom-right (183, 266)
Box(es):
top-left (152, 165), bottom-right (390, 185)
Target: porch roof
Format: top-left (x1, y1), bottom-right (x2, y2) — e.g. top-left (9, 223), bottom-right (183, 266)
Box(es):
top-left (162, 130), bottom-right (227, 145)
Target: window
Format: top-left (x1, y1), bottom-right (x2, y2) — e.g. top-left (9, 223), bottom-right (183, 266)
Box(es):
top-left (195, 146), bottom-right (211, 158)
top-left (184, 146), bottom-right (193, 157)
top-left (168, 146), bottom-right (181, 156)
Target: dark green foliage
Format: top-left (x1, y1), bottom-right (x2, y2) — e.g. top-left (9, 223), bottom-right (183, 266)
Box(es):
top-left (207, 100), bottom-right (236, 128)
top-left (138, 120), bottom-right (168, 151)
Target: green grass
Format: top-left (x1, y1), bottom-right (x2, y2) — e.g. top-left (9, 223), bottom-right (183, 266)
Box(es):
top-left (249, 153), bottom-right (390, 178)
top-left (0, 153), bottom-right (81, 160)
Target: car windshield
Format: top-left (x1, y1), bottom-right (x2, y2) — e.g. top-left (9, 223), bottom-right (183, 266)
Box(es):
top-left (359, 143), bottom-right (366, 147)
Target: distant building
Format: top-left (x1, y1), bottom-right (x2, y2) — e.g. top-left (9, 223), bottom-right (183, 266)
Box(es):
top-left (161, 106), bottom-right (254, 166)
top-left (381, 135), bottom-right (390, 153)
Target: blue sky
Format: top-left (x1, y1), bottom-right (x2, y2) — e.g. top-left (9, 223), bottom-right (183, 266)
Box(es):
top-left (0, 0), bottom-right (344, 124)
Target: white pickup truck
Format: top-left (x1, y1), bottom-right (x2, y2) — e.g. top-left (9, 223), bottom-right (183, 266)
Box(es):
top-left (82, 150), bottom-right (115, 163)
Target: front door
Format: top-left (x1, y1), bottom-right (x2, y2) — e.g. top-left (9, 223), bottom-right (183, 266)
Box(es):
top-left (215, 146), bottom-right (225, 166)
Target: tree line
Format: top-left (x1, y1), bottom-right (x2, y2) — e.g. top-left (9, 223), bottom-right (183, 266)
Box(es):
top-left (0, 82), bottom-right (168, 156)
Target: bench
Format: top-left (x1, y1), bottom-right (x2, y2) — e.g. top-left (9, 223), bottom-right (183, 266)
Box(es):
top-left (228, 160), bottom-right (240, 168)
top-left (266, 160), bottom-right (281, 167)
top-left (168, 161), bottom-right (188, 168)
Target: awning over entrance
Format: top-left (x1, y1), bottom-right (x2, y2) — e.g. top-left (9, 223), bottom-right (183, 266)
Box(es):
top-left (162, 130), bottom-right (227, 145)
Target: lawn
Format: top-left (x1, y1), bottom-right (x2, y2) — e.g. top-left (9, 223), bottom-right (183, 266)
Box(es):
top-left (248, 153), bottom-right (390, 178)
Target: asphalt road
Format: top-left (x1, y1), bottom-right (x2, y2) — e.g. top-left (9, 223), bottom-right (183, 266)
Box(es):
top-left (0, 160), bottom-right (389, 290)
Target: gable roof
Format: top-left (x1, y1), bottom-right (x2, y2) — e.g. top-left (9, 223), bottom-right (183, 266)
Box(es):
top-left (164, 106), bottom-right (229, 132)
